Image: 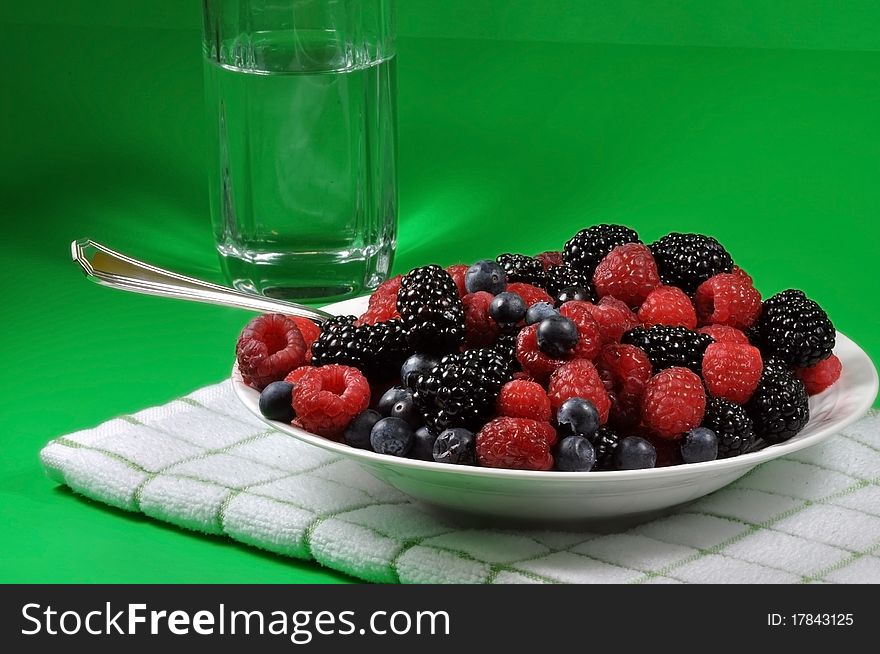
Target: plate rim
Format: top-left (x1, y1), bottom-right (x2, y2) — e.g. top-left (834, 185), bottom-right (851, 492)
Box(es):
top-left (231, 296), bottom-right (878, 484)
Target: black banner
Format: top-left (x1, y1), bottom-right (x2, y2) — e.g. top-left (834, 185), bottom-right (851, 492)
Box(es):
top-left (0, 584), bottom-right (872, 651)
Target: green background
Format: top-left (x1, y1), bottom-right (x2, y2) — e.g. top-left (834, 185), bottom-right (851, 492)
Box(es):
top-left (1, 2), bottom-right (878, 583)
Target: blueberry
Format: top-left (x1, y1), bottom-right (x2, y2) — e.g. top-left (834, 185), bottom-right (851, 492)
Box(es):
top-left (432, 428), bottom-right (476, 465)
top-left (409, 426), bottom-right (438, 461)
top-left (613, 436), bottom-right (657, 470)
top-left (378, 386), bottom-right (410, 416)
top-left (525, 301), bottom-right (559, 325)
top-left (389, 393), bottom-right (422, 428)
top-left (536, 315), bottom-right (579, 357)
top-left (556, 397), bottom-right (600, 437)
top-left (555, 435), bottom-right (596, 472)
top-left (344, 409), bottom-right (382, 450)
top-left (465, 259), bottom-right (507, 295)
top-left (556, 286), bottom-right (591, 305)
top-left (401, 353), bottom-right (439, 388)
top-left (258, 381), bottom-right (295, 422)
top-left (680, 427), bottom-right (719, 464)
top-left (489, 291), bottom-right (527, 325)
top-left (370, 417), bottom-right (414, 457)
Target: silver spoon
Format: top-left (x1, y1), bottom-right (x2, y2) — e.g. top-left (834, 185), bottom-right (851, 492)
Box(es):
top-left (71, 238), bottom-right (334, 324)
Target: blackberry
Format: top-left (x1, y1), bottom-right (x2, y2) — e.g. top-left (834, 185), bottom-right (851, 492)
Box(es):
top-left (746, 359), bottom-right (810, 444)
top-left (649, 232), bottom-right (734, 293)
top-left (310, 316), bottom-right (408, 381)
top-left (754, 290), bottom-right (835, 368)
top-left (621, 325), bottom-right (714, 375)
top-left (495, 253), bottom-right (547, 288)
top-left (562, 224), bottom-right (641, 275)
top-left (701, 398), bottom-right (755, 458)
top-left (544, 264), bottom-right (596, 300)
top-left (587, 427), bottom-right (620, 470)
top-left (412, 348), bottom-right (510, 433)
top-left (396, 265), bottom-right (465, 353)
top-left (491, 329), bottom-right (520, 369)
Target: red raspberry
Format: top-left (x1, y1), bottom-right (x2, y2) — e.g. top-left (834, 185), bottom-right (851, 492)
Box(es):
top-left (512, 371), bottom-right (536, 382)
top-left (445, 264), bottom-right (469, 298)
top-left (558, 301), bottom-right (602, 360)
top-left (507, 282), bottom-right (554, 308)
top-left (291, 364), bottom-right (370, 439)
top-left (796, 354), bottom-right (842, 395)
top-left (697, 324), bottom-right (749, 344)
top-left (702, 342), bottom-right (763, 404)
top-left (462, 291), bottom-right (499, 348)
top-left (284, 366), bottom-right (313, 384)
top-left (515, 323), bottom-right (569, 383)
top-left (581, 296), bottom-right (639, 344)
top-left (595, 343), bottom-right (652, 429)
top-left (535, 250), bottom-right (564, 270)
top-left (358, 275), bottom-right (402, 325)
top-left (641, 367), bottom-right (706, 440)
top-left (288, 316), bottom-right (322, 349)
top-left (476, 417), bottom-right (556, 470)
top-left (495, 380), bottom-right (552, 421)
top-left (592, 243), bottom-right (660, 308)
top-left (236, 314), bottom-right (307, 391)
top-left (731, 265), bottom-right (753, 284)
top-left (637, 286), bottom-right (697, 330)
top-left (547, 359), bottom-right (612, 424)
top-left (694, 273), bottom-right (762, 329)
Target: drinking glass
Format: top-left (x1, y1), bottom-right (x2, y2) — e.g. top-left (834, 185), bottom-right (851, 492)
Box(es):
top-left (202, 0), bottom-right (397, 300)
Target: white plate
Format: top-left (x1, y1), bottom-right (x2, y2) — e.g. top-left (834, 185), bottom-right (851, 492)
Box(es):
top-left (232, 296), bottom-right (878, 520)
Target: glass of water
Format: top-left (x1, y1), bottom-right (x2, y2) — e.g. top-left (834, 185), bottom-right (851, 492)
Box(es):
top-left (202, 0), bottom-right (397, 301)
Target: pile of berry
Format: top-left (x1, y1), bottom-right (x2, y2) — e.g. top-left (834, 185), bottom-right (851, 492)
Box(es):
top-left (237, 225), bottom-right (841, 472)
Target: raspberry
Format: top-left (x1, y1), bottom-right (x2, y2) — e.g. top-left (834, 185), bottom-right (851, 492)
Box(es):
top-left (547, 359), bottom-right (612, 424)
top-left (641, 367), bottom-right (706, 440)
top-left (637, 286), bottom-right (697, 330)
top-left (495, 380), bottom-right (552, 421)
top-left (236, 314), bottom-right (307, 391)
top-left (694, 273), bottom-right (762, 329)
top-left (358, 275), bottom-right (402, 325)
top-left (445, 264), bottom-right (469, 298)
top-left (731, 265), bottom-right (753, 284)
top-left (515, 323), bottom-right (569, 382)
top-left (558, 301), bottom-right (602, 360)
top-left (462, 291), bottom-right (499, 348)
top-left (284, 366), bottom-right (313, 384)
top-left (592, 243), bottom-right (660, 308)
top-left (506, 282), bottom-right (554, 308)
top-left (291, 364), bottom-right (371, 438)
top-left (536, 250), bottom-right (564, 270)
top-left (476, 417), bottom-right (556, 470)
top-left (697, 324), bottom-right (749, 344)
top-left (595, 343), bottom-right (652, 429)
top-left (702, 342), bottom-right (763, 404)
top-left (796, 354), bottom-right (842, 395)
top-left (581, 296), bottom-right (639, 344)
top-left (289, 316), bottom-right (322, 349)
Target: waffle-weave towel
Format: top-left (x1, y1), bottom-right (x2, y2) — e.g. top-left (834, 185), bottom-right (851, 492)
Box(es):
top-left (40, 381), bottom-right (880, 583)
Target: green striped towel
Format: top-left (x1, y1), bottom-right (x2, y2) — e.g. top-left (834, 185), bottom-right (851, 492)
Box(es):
top-left (40, 381), bottom-right (880, 583)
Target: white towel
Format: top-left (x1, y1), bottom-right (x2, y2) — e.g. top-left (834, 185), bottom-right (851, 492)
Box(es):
top-left (40, 381), bottom-right (880, 583)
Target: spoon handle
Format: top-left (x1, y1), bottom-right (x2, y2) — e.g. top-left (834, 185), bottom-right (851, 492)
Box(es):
top-left (71, 239), bottom-right (334, 324)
